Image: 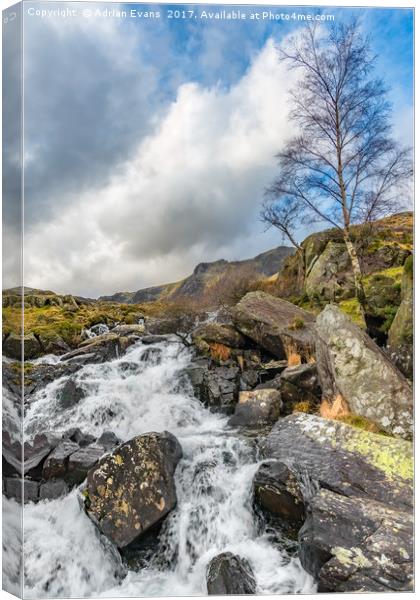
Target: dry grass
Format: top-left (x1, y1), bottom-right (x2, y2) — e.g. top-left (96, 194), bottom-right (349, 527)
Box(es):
top-left (287, 352), bottom-right (302, 367)
top-left (319, 394), bottom-right (350, 420)
top-left (209, 342), bottom-right (231, 363)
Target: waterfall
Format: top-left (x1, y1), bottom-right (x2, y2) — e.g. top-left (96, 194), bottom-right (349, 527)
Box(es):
top-left (7, 338), bottom-right (315, 597)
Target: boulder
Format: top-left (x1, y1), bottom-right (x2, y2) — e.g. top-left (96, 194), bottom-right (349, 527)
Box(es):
top-left (387, 256), bottom-right (413, 379)
top-left (23, 433), bottom-right (61, 475)
top-left (228, 389), bottom-right (282, 427)
top-left (3, 333), bottom-right (43, 361)
top-left (305, 241), bottom-right (354, 301)
top-left (206, 552), bottom-right (256, 595)
top-left (300, 488), bottom-right (413, 592)
top-left (83, 431), bottom-right (182, 548)
top-left (232, 292), bottom-right (315, 360)
top-left (315, 304), bottom-right (413, 439)
top-left (192, 323), bottom-right (246, 349)
top-left (66, 444), bottom-right (105, 485)
top-left (96, 431), bottom-right (122, 451)
top-left (42, 440), bottom-right (80, 480)
top-left (253, 461), bottom-right (304, 525)
top-left (57, 379), bottom-right (86, 410)
top-left (261, 413), bottom-right (413, 592)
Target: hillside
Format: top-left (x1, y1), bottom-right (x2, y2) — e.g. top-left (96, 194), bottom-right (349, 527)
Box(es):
top-left (99, 246), bottom-right (295, 304)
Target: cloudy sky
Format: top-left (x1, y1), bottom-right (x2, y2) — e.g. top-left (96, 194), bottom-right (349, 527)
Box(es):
top-left (3, 2), bottom-right (414, 297)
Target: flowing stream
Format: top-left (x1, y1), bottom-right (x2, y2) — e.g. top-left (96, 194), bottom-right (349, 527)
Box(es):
top-left (5, 338), bottom-right (315, 597)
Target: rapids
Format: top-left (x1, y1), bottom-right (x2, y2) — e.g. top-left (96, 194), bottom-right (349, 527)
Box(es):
top-left (5, 338), bottom-right (316, 597)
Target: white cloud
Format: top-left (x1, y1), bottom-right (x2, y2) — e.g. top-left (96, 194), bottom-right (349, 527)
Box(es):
top-left (22, 38), bottom-right (297, 297)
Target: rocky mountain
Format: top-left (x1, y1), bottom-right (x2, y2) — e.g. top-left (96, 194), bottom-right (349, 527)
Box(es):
top-left (99, 245), bottom-right (295, 304)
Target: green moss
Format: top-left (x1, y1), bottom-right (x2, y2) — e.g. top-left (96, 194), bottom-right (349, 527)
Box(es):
top-left (338, 298), bottom-right (365, 328)
top-left (337, 414), bottom-right (387, 435)
top-left (342, 430), bottom-right (413, 482)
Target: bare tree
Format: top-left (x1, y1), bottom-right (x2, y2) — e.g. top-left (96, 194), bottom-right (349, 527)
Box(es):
top-left (260, 196), bottom-right (305, 285)
top-left (265, 20), bottom-right (412, 321)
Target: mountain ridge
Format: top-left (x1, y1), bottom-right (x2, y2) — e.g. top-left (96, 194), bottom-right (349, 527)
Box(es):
top-left (99, 245), bottom-right (295, 304)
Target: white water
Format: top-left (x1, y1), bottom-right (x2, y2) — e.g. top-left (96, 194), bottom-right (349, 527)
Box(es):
top-left (8, 339), bottom-right (316, 597)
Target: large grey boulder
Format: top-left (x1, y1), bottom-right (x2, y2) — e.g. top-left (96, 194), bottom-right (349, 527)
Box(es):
top-left (83, 431), bottom-right (182, 548)
top-left (206, 552), bottom-right (256, 595)
top-left (315, 304), bottom-right (412, 439)
top-left (232, 291), bottom-right (315, 360)
top-left (260, 413), bottom-right (413, 593)
top-left (192, 322), bottom-right (246, 351)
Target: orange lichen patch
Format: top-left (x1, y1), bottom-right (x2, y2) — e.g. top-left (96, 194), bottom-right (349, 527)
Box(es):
top-left (209, 342), bottom-right (231, 362)
top-left (319, 394), bottom-right (350, 420)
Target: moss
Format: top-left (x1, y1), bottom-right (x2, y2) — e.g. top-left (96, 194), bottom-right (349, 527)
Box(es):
top-left (341, 429), bottom-right (413, 482)
top-left (337, 414), bottom-right (386, 435)
top-left (293, 401), bottom-right (314, 414)
top-left (288, 317), bottom-right (305, 330)
top-left (338, 298), bottom-right (365, 328)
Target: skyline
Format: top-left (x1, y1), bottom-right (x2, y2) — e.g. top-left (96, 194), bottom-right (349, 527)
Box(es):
top-left (3, 2), bottom-right (414, 296)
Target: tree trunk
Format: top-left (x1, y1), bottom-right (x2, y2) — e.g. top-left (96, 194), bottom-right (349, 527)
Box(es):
top-left (343, 231), bottom-right (367, 327)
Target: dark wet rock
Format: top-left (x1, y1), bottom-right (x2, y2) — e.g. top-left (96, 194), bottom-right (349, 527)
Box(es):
top-left (253, 461), bottom-right (304, 526)
top-left (192, 323), bottom-right (246, 350)
top-left (261, 413), bottom-right (413, 593)
top-left (206, 552), bottom-right (256, 595)
top-left (60, 333), bottom-right (137, 364)
top-left (239, 369), bottom-right (260, 390)
top-left (316, 304), bottom-right (413, 439)
top-left (146, 316), bottom-right (193, 336)
top-left (139, 347), bottom-right (162, 363)
top-left (4, 477), bottom-right (39, 503)
top-left (141, 335), bottom-right (170, 345)
top-left (39, 479), bottom-right (69, 501)
top-left (57, 378), bottom-right (86, 410)
top-left (42, 440), bottom-right (80, 480)
top-left (22, 362), bottom-right (82, 399)
top-left (96, 431), bottom-right (122, 451)
top-left (279, 364), bottom-right (321, 413)
top-left (22, 433), bottom-right (62, 475)
top-left (202, 366), bottom-right (240, 414)
top-left (229, 389), bottom-right (282, 427)
top-left (65, 428), bottom-right (96, 447)
top-left (3, 332), bottom-right (43, 361)
top-left (300, 489), bottom-right (413, 592)
top-left (83, 431), bottom-right (182, 548)
top-left (66, 444), bottom-right (105, 485)
top-left (232, 291), bottom-right (315, 360)
top-left (181, 362), bottom-right (209, 398)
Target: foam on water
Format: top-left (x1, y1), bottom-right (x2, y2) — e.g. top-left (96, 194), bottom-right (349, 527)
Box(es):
top-left (9, 339), bottom-right (316, 597)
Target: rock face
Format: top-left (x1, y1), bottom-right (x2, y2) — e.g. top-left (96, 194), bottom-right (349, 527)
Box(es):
top-left (315, 304), bottom-right (413, 439)
top-left (232, 292), bottom-right (315, 360)
top-left (257, 364), bottom-right (321, 413)
top-left (388, 256), bottom-right (413, 379)
top-left (306, 241), bottom-right (353, 301)
top-left (228, 389), bottom-right (282, 427)
top-left (60, 333), bottom-right (137, 364)
top-left (261, 413), bottom-right (413, 592)
top-left (206, 552), bottom-right (256, 595)
top-left (84, 431), bottom-right (182, 548)
top-left (202, 366), bottom-right (240, 414)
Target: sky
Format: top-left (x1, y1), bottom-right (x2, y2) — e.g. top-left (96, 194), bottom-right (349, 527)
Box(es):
top-left (2, 2), bottom-right (414, 297)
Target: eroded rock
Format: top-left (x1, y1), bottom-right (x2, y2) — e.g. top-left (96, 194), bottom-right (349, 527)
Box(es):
top-left (229, 389), bottom-right (282, 427)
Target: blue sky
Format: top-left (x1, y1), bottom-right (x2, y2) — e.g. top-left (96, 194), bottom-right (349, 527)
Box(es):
top-left (5, 2), bottom-right (413, 295)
